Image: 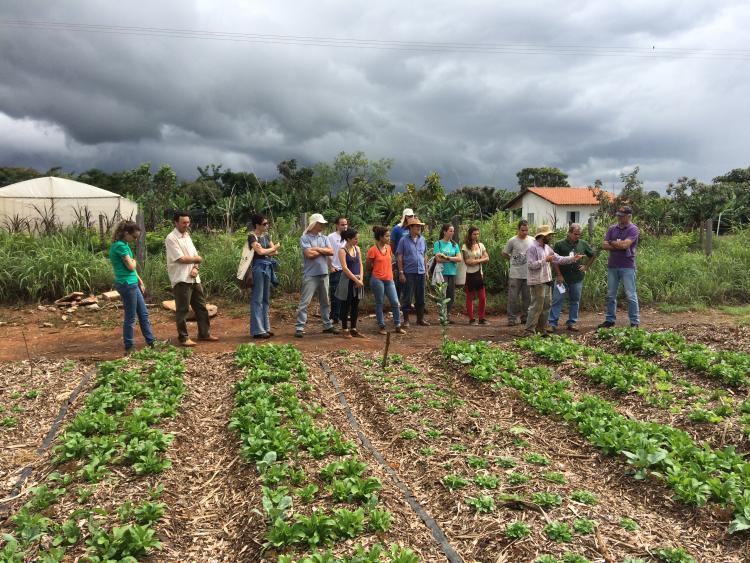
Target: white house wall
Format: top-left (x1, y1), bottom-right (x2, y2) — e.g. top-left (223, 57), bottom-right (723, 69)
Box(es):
top-left (511, 192), bottom-right (601, 229)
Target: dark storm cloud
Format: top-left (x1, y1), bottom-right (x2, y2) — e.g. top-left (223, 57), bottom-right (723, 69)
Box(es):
top-left (0, 0), bottom-right (748, 191)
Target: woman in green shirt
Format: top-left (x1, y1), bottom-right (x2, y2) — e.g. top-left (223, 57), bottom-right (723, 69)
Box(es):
top-left (433, 224), bottom-right (463, 322)
top-left (109, 220), bottom-right (156, 353)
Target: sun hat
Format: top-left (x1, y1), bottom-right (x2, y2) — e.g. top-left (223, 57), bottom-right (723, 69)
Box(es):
top-left (535, 224), bottom-right (554, 237)
top-left (615, 205), bottom-right (633, 216)
top-left (304, 213), bottom-right (328, 233)
top-left (405, 216), bottom-right (425, 227)
top-left (400, 208), bottom-right (415, 224)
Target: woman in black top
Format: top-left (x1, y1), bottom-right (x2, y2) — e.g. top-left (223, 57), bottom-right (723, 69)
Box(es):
top-left (248, 213), bottom-right (280, 339)
top-left (334, 228), bottom-right (365, 337)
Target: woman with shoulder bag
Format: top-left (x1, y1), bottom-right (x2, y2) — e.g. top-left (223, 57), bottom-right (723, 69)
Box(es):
top-left (462, 226), bottom-right (490, 325)
top-left (248, 213), bottom-right (280, 339)
top-left (433, 224), bottom-right (463, 322)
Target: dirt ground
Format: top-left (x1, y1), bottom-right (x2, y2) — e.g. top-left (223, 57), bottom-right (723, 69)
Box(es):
top-left (0, 299), bottom-right (741, 362)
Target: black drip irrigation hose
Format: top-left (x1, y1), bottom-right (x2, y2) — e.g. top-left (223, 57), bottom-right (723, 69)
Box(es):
top-left (0, 366), bottom-right (96, 517)
top-left (319, 360), bottom-right (464, 563)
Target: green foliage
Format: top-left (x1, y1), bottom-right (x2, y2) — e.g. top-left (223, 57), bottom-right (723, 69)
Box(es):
top-left (544, 521), bottom-right (573, 542)
top-left (442, 474), bottom-right (469, 490)
top-left (465, 495), bottom-right (495, 513)
top-left (654, 547), bottom-right (696, 563)
top-left (569, 490), bottom-right (598, 506)
top-left (532, 492), bottom-right (563, 508)
top-left (505, 521), bottom-right (531, 539)
top-left (619, 517), bottom-right (640, 531)
top-left (572, 518), bottom-right (596, 535)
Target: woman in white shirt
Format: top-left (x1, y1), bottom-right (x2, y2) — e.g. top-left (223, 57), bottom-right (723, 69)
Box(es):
top-left (462, 226), bottom-right (490, 325)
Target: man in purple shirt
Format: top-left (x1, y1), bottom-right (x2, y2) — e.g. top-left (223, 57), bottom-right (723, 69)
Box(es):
top-left (598, 205), bottom-right (640, 328)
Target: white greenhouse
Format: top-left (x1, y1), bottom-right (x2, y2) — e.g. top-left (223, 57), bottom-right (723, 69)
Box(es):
top-left (0, 177), bottom-right (138, 232)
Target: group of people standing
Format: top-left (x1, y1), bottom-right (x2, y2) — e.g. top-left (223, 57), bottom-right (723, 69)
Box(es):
top-left (108, 205), bottom-right (640, 352)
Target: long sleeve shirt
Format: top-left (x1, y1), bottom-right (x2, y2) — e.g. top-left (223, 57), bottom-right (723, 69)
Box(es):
top-left (526, 240), bottom-right (579, 286)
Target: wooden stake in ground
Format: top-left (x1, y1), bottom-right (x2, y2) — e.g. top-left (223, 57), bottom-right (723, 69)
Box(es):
top-left (382, 331), bottom-right (391, 369)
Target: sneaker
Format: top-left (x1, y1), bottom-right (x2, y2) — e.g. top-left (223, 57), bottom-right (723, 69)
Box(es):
top-left (630, 323), bottom-right (640, 328)
top-left (378, 325), bottom-right (387, 335)
top-left (323, 326), bottom-right (340, 335)
top-left (597, 321), bottom-right (615, 329)
top-left (124, 347), bottom-right (134, 356)
top-left (546, 326), bottom-right (557, 334)
top-left (350, 329), bottom-right (365, 338)
top-left (253, 333), bottom-right (271, 339)
top-left (469, 319), bottom-right (476, 325)
top-left (567, 325), bottom-right (579, 332)
top-left (478, 319), bottom-right (489, 325)
top-left (394, 326), bottom-right (406, 334)
top-left (266, 331), bottom-right (275, 337)
top-left (294, 330), bottom-right (304, 338)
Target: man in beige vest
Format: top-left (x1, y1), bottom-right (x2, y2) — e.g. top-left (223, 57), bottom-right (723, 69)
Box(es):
top-left (165, 211), bottom-right (219, 346)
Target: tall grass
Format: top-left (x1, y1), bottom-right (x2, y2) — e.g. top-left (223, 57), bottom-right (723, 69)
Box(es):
top-left (2, 221), bottom-right (749, 308)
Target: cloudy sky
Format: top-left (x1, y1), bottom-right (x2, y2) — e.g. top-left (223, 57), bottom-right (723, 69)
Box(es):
top-left (1, 1), bottom-right (748, 191)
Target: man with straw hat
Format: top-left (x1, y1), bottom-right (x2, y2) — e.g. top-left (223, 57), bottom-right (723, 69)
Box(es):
top-left (525, 224), bottom-right (583, 335)
top-left (391, 208), bottom-right (415, 299)
top-left (295, 213), bottom-right (340, 338)
top-left (396, 216), bottom-right (429, 327)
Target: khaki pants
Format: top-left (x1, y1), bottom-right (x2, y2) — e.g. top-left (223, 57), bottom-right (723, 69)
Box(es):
top-left (507, 277), bottom-right (530, 322)
top-left (173, 282), bottom-right (211, 342)
top-left (525, 283), bottom-right (551, 333)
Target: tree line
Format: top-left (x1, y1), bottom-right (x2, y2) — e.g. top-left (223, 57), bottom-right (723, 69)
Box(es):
top-left (2, 156), bottom-right (748, 234)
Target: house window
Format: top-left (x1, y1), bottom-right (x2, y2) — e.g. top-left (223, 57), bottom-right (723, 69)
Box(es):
top-left (527, 213), bottom-right (535, 225)
top-left (568, 211), bottom-right (579, 225)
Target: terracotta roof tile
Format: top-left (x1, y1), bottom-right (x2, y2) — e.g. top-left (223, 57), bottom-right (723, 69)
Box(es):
top-left (526, 187), bottom-right (615, 205)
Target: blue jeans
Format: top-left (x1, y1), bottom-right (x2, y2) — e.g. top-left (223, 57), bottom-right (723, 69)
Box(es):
top-left (295, 275), bottom-right (332, 331)
top-left (250, 261), bottom-right (272, 336)
top-left (401, 273), bottom-right (425, 314)
top-left (548, 280), bottom-right (583, 327)
top-left (371, 277), bottom-right (401, 327)
top-left (328, 270), bottom-right (342, 323)
top-left (115, 281), bottom-right (155, 350)
top-left (606, 268), bottom-right (640, 325)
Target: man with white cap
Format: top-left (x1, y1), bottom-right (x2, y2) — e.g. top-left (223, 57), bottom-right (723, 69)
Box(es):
top-left (295, 213), bottom-right (340, 338)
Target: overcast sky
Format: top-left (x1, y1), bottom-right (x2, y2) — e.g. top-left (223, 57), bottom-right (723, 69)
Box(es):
top-left (1, 1), bottom-right (748, 191)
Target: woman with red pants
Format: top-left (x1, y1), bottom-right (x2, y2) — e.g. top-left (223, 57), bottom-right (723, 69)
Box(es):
top-left (462, 226), bottom-right (490, 325)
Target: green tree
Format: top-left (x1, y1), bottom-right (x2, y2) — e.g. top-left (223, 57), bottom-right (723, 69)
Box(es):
top-left (516, 167), bottom-right (569, 189)
top-left (453, 186), bottom-right (514, 218)
top-left (0, 167), bottom-right (42, 187)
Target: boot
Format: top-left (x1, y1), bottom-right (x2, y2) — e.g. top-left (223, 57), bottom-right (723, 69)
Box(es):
top-left (416, 305), bottom-right (430, 326)
top-left (402, 311), bottom-right (410, 328)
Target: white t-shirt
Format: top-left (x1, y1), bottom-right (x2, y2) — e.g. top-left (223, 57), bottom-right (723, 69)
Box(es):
top-left (462, 242), bottom-right (486, 274)
top-left (327, 231), bottom-right (344, 271)
top-left (165, 228), bottom-right (201, 287)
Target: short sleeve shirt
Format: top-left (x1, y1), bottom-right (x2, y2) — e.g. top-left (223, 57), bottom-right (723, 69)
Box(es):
top-left (109, 241), bottom-right (138, 284)
top-left (396, 235), bottom-right (426, 274)
top-left (300, 233), bottom-right (331, 277)
top-left (553, 238), bottom-right (596, 284)
top-left (605, 223), bottom-right (639, 269)
top-left (390, 224), bottom-right (408, 253)
top-left (367, 244), bottom-right (393, 281)
top-left (503, 236), bottom-right (533, 279)
top-left (434, 239), bottom-right (460, 276)
top-left (327, 231), bottom-right (344, 271)
top-left (248, 233), bottom-right (272, 262)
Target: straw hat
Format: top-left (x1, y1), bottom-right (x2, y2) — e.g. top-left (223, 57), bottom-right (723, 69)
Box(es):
top-left (405, 216), bottom-right (425, 227)
top-left (535, 224), bottom-right (554, 237)
top-left (304, 213), bottom-right (328, 233)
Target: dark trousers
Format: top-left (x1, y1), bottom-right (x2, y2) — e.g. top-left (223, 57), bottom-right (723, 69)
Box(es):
top-left (329, 270), bottom-right (342, 322)
top-left (173, 282), bottom-right (211, 342)
top-left (401, 273), bottom-right (425, 314)
top-left (340, 283), bottom-right (360, 330)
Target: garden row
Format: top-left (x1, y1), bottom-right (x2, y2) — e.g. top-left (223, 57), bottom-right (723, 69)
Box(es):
top-left (230, 343), bottom-right (424, 562)
top-left (443, 340), bottom-right (750, 536)
top-left (0, 346), bottom-right (186, 562)
top-left (517, 333), bottom-right (750, 446)
top-left (325, 350), bottom-right (732, 562)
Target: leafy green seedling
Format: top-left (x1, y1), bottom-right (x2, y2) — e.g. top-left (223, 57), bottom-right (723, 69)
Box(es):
top-left (572, 518), bottom-right (596, 535)
top-left (465, 495), bottom-right (495, 513)
top-left (619, 517), bottom-right (639, 531)
top-left (505, 521), bottom-right (531, 539)
top-left (442, 474), bottom-right (468, 490)
top-left (532, 492), bottom-right (562, 508)
top-left (544, 521), bottom-right (573, 542)
top-left (570, 490), bottom-right (598, 505)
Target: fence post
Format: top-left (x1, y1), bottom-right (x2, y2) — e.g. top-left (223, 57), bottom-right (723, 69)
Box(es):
top-left (451, 215), bottom-right (460, 243)
top-left (587, 216), bottom-right (595, 240)
top-left (299, 213), bottom-right (308, 231)
top-left (98, 214), bottom-right (107, 251)
top-left (704, 219), bottom-right (713, 256)
top-left (135, 212), bottom-right (146, 270)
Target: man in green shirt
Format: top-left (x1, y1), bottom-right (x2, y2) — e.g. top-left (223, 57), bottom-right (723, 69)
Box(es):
top-left (548, 223), bottom-right (597, 332)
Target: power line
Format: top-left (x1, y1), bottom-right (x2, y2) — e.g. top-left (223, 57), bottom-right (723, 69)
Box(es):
top-left (2, 19), bottom-right (749, 61)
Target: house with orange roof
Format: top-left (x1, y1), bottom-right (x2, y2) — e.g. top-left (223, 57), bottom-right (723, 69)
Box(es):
top-left (502, 186), bottom-right (615, 229)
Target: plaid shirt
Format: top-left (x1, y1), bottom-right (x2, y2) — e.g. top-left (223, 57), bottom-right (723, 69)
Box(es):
top-left (526, 240), bottom-right (578, 286)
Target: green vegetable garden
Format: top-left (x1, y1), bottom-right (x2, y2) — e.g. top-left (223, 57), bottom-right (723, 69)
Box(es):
top-left (2, 326), bottom-right (748, 561)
